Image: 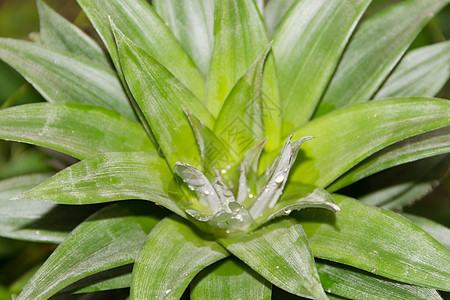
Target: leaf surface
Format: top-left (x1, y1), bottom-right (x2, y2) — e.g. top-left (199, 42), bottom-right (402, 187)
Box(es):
top-left (263, 0), bottom-right (296, 36)
top-left (316, 0), bottom-right (449, 117)
top-left (0, 103), bottom-right (154, 160)
top-left (220, 218), bottom-right (327, 299)
top-left (298, 194), bottom-right (450, 291)
top-left (402, 213), bottom-right (450, 250)
top-left (290, 98), bottom-right (450, 187)
top-left (131, 216), bottom-right (228, 299)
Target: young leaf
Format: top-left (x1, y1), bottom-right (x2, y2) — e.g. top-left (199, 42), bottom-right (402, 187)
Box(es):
top-left (402, 213), bottom-right (450, 250)
top-left (316, 260), bottom-right (443, 300)
top-left (112, 24), bottom-right (213, 169)
top-left (315, 0), bottom-right (449, 117)
top-left (219, 218), bottom-right (328, 300)
top-left (18, 152), bottom-right (186, 217)
top-left (273, 0), bottom-right (372, 133)
top-left (290, 98), bottom-right (450, 187)
top-left (0, 38), bottom-right (135, 120)
top-left (153, 0), bottom-right (215, 77)
top-left (37, 0), bottom-right (110, 66)
top-left (298, 194), bottom-right (450, 291)
top-left (375, 41), bottom-right (450, 99)
top-left (76, 0), bottom-right (205, 100)
top-left (0, 103), bottom-right (154, 160)
top-left (328, 126), bottom-right (450, 192)
top-left (263, 0), bottom-right (296, 36)
top-left (190, 258), bottom-right (271, 300)
top-left (131, 216), bottom-right (228, 299)
top-left (17, 202), bottom-right (162, 300)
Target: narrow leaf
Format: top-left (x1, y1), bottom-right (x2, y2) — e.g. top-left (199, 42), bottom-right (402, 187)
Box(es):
top-left (316, 260), bottom-right (443, 300)
top-left (298, 194), bottom-right (450, 291)
top-left (17, 202), bottom-right (162, 300)
top-left (316, 0), bottom-right (449, 117)
top-left (18, 152), bottom-right (186, 217)
top-left (263, 0), bottom-right (296, 36)
top-left (273, 0), bottom-right (372, 133)
top-left (0, 38), bottom-right (135, 120)
top-left (191, 258), bottom-right (271, 300)
top-left (328, 126), bottom-right (450, 192)
top-left (37, 0), bottom-right (110, 66)
top-left (131, 216), bottom-right (228, 299)
top-left (402, 213), bottom-right (450, 250)
top-left (290, 98), bottom-right (450, 187)
top-left (220, 218), bottom-right (328, 299)
top-left (76, 0), bottom-right (205, 99)
top-left (0, 103), bottom-right (154, 160)
top-left (153, 0), bottom-right (214, 77)
top-left (112, 24), bottom-right (213, 169)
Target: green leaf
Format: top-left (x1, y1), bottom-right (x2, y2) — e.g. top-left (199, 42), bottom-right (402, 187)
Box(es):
top-left (76, 0), bottom-right (205, 100)
top-left (298, 194), bottom-right (450, 291)
top-left (37, 0), bottom-right (110, 66)
top-left (153, 0), bottom-right (214, 77)
top-left (328, 126), bottom-right (450, 192)
top-left (18, 152), bottom-right (186, 217)
top-left (402, 213), bottom-right (450, 250)
top-left (206, 0), bottom-right (281, 149)
top-left (17, 202), bottom-right (162, 300)
top-left (0, 103), bottom-right (154, 160)
top-left (112, 24), bottom-right (214, 169)
top-left (219, 218), bottom-right (328, 300)
top-left (273, 0), bottom-right (372, 133)
top-left (375, 41), bottom-right (450, 99)
top-left (0, 38), bottom-right (135, 120)
top-left (289, 98), bottom-right (450, 187)
top-left (191, 258), bottom-right (271, 300)
top-left (315, 0), bottom-right (449, 117)
top-left (316, 260), bottom-right (443, 300)
top-left (131, 216), bottom-right (228, 299)
top-left (263, 0), bottom-right (296, 36)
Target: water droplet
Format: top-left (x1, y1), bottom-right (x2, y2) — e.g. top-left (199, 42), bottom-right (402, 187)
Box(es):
top-left (274, 174), bottom-right (284, 183)
top-left (265, 187), bottom-right (269, 193)
top-left (284, 209), bottom-right (291, 214)
top-left (226, 165), bottom-right (230, 170)
top-left (327, 289), bottom-right (331, 293)
top-left (221, 169), bottom-right (227, 174)
top-left (36, 230), bottom-right (41, 235)
top-left (373, 250), bottom-right (378, 254)
top-left (165, 289), bottom-right (171, 295)
top-left (226, 230), bottom-right (230, 234)
top-left (249, 194), bottom-right (254, 198)
top-left (204, 190), bottom-right (210, 195)
top-left (371, 269), bottom-right (376, 273)
top-left (275, 266), bottom-right (280, 269)
top-left (188, 185), bottom-right (195, 191)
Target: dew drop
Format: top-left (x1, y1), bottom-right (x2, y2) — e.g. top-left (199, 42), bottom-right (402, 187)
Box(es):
top-left (274, 174), bottom-right (284, 184)
top-left (221, 169), bottom-right (227, 174)
top-left (249, 194), bottom-right (254, 198)
top-left (275, 266), bottom-right (280, 269)
top-left (371, 269), bottom-right (376, 273)
top-left (165, 289), bottom-right (171, 295)
top-left (226, 230), bottom-right (231, 234)
top-left (188, 185), bottom-right (195, 191)
top-left (204, 190), bottom-right (210, 195)
top-left (265, 187), bottom-right (269, 193)
top-left (284, 209), bottom-right (291, 214)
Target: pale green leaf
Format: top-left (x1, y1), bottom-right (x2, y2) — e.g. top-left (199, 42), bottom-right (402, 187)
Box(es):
top-left (264, 0), bottom-right (296, 36)
top-left (290, 98), bottom-right (450, 187)
top-left (76, 0), bottom-right (205, 100)
top-left (191, 258), bottom-right (271, 300)
top-left (316, 0), bottom-right (449, 117)
top-left (112, 24), bottom-right (214, 169)
top-left (18, 152), bottom-right (186, 217)
top-left (402, 213), bottom-right (450, 250)
top-left (17, 202), bottom-right (162, 300)
top-left (0, 103), bottom-right (154, 160)
top-left (375, 41), bottom-right (450, 99)
top-left (37, 0), bottom-right (110, 66)
top-left (273, 0), bottom-right (372, 133)
top-left (131, 216), bottom-right (228, 299)
top-left (153, 0), bottom-right (214, 77)
top-left (0, 174), bottom-right (100, 243)
top-left (0, 38), bottom-right (135, 120)
top-left (219, 218), bottom-right (328, 300)
top-left (317, 260), bottom-right (443, 300)
top-left (298, 194), bottom-right (450, 291)
top-left (328, 126), bottom-right (450, 192)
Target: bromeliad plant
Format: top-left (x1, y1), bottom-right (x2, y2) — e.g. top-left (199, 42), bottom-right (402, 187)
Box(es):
top-left (0, 0), bottom-right (449, 299)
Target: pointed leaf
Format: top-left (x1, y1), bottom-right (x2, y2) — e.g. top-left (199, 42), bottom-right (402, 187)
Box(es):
top-left (375, 41), bottom-right (450, 99)
top-left (290, 98), bottom-right (450, 187)
top-left (273, 0), bottom-right (372, 133)
top-left (316, 0), bottom-right (449, 117)
top-left (263, 0), bottom-right (296, 36)
top-left (131, 216), bottom-right (228, 299)
top-left (76, 0), bottom-right (205, 100)
top-left (153, 0), bottom-right (214, 77)
top-left (328, 126), bottom-right (450, 192)
top-left (402, 213), bottom-right (450, 250)
top-left (0, 174), bottom-right (100, 243)
top-left (191, 258), bottom-right (271, 300)
top-left (112, 25), bottom-right (213, 169)
top-left (298, 194), bottom-right (450, 291)
top-left (316, 260), bottom-right (443, 300)
top-left (37, 0), bottom-right (110, 66)
top-left (0, 103), bottom-right (154, 160)
top-left (17, 202), bottom-right (162, 300)
top-left (18, 152), bottom-right (186, 217)
top-left (219, 218), bottom-right (328, 300)
top-left (0, 38), bottom-right (135, 120)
